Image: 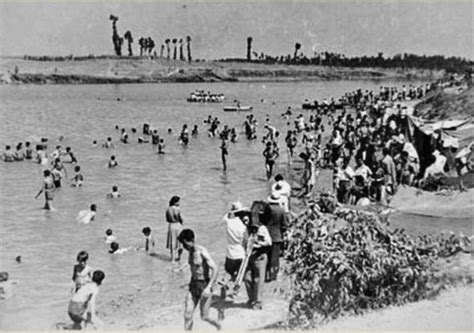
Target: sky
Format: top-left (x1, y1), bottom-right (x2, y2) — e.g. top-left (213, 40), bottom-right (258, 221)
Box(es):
top-left (0, 1), bottom-right (472, 60)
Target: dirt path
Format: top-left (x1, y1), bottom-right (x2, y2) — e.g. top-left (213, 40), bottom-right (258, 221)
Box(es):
top-left (318, 284), bottom-right (473, 331)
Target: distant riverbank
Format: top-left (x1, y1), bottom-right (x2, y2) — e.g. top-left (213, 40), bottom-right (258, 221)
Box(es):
top-left (0, 56), bottom-right (445, 85)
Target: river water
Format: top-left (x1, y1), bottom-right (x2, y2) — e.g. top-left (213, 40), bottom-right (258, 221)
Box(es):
top-left (1, 80), bottom-right (469, 329)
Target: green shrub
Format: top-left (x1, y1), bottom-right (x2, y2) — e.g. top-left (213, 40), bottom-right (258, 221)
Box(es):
top-left (284, 205), bottom-right (471, 329)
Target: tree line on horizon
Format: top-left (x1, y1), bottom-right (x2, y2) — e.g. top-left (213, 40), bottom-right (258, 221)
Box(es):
top-left (237, 37), bottom-right (472, 73)
top-left (109, 14), bottom-right (192, 61)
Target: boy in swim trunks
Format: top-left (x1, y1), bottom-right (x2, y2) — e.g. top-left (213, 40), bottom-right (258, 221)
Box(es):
top-left (178, 229), bottom-right (221, 330)
top-left (68, 270), bottom-right (105, 330)
top-left (35, 169), bottom-right (55, 210)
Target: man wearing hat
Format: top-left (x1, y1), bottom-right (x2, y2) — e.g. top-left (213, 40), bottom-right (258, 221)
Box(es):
top-left (244, 212), bottom-right (272, 310)
top-left (222, 201), bottom-right (249, 281)
top-left (264, 192), bottom-right (289, 282)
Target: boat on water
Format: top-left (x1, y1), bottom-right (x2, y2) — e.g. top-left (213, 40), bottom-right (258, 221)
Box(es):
top-left (223, 105), bottom-right (253, 112)
top-left (187, 90), bottom-right (225, 103)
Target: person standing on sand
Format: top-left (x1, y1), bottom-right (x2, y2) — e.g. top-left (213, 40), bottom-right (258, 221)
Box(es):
top-left (35, 169), bottom-right (55, 210)
top-left (71, 251), bottom-right (92, 293)
top-left (264, 192), bottom-right (288, 282)
top-left (166, 195), bottom-right (184, 262)
top-left (244, 215), bottom-right (272, 310)
top-left (177, 229), bottom-right (222, 331)
top-left (222, 202), bottom-right (248, 281)
top-left (68, 270), bottom-right (105, 330)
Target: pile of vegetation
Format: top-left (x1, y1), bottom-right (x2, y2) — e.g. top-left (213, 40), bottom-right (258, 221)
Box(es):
top-left (283, 198), bottom-right (472, 329)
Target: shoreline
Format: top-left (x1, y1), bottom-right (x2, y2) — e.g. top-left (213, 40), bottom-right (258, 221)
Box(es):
top-left (0, 57), bottom-right (445, 85)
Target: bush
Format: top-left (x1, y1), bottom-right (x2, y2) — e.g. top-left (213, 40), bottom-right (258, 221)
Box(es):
top-left (284, 204), bottom-right (471, 329)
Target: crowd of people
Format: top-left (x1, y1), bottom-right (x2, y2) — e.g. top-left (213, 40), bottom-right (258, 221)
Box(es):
top-left (2, 75), bottom-right (470, 330)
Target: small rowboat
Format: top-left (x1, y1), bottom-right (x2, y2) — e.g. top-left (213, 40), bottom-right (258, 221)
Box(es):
top-left (223, 106), bottom-right (253, 112)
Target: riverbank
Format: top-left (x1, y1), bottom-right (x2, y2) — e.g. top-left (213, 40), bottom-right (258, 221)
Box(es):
top-left (414, 84), bottom-right (473, 120)
top-left (0, 56), bottom-right (445, 85)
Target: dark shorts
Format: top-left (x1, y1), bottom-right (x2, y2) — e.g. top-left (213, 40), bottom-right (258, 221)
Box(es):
top-left (225, 257), bottom-right (243, 280)
top-left (54, 180), bottom-right (61, 188)
top-left (189, 279), bottom-right (210, 304)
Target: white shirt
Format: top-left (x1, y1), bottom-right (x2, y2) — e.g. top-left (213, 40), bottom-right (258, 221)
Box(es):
top-left (271, 180), bottom-right (291, 198)
top-left (222, 214), bottom-right (247, 260)
top-left (355, 164), bottom-right (373, 182)
top-left (403, 142), bottom-right (419, 162)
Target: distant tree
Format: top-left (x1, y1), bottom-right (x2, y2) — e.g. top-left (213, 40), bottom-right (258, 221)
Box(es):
top-left (109, 14), bottom-right (122, 56)
top-left (172, 38), bottom-right (178, 60)
top-left (124, 31), bottom-right (134, 56)
top-left (179, 38), bottom-right (184, 61)
top-left (294, 42), bottom-right (301, 60)
top-left (247, 36), bottom-right (253, 61)
top-left (147, 37), bottom-right (155, 56)
top-left (139, 37), bottom-right (145, 56)
top-left (165, 39), bottom-right (171, 59)
top-left (186, 35), bottom-right (192, 62)
top-left (117, 37), bottom-right (124, 56)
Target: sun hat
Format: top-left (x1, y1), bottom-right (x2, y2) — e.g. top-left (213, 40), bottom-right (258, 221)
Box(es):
top-left (267, 192), bottom-right (281, 204)
top-left (230, 201), bottom-right (249, 213)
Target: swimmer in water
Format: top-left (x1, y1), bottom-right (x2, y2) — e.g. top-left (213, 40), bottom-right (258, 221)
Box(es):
top-left (24, 141), bottom-right (33, 160)
top-left (2, 145), bottom-right (14, 162)
top-left (108, 155), bottom-right (118, 168)
top-left (142, 227), bottom-right (156, 255)
top-left (191, 125), bottom-right (199, 137)
top-left (106, 185), bottom-right (121, 199)
top-left (220, 136), bottom-right (229, 172)
top-left (71, 165), bottom-right (83, 187)
top-left (104, 229), bottom-right (117, 244)
top-left (76, 204), bottom-right (97, 224)
top-left (103, 137), bottom-right (114, 149)
top-left (108, 242), bottom-right (134, 254)
top-left (64, 147), bottom-right (78, 164)
top-left (35, 169), bottom-right (55, 210)
top-left (158, 139), bottom-right (165, 154)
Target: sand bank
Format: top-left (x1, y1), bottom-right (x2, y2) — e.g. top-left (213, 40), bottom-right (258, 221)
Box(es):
top-left (0, 57), bottom-right (445, 85)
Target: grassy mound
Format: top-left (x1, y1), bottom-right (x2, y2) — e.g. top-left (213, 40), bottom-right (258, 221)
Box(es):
top-left (414, 85), bottom-right (473, 120)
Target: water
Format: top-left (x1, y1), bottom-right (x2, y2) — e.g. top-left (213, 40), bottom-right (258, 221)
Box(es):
top-left (1, 79), bottom-right (464, 329)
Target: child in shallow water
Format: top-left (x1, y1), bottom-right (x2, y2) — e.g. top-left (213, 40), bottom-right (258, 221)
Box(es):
top-left (104, 229), bottom-right (117, 244)
top-left (68, 270), bottom-right (105, 330)
top-left (142, 227), bottom-right (156, 255)
top-left (71, 165), bottom-right (83, 187)
top-left (71, 251), bottom-right (92, 293)
top-left (108, 242), bottom-right (135, 254)
top-left (158, 139), bottom-right (165, 154)
top-left (108, 155), bottom-right (118, 168)
top-left (106, 185), bottom-right (121, 199)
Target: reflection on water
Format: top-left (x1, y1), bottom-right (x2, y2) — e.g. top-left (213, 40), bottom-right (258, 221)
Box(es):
top-left (1, 80), bottom-right (430, 329)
